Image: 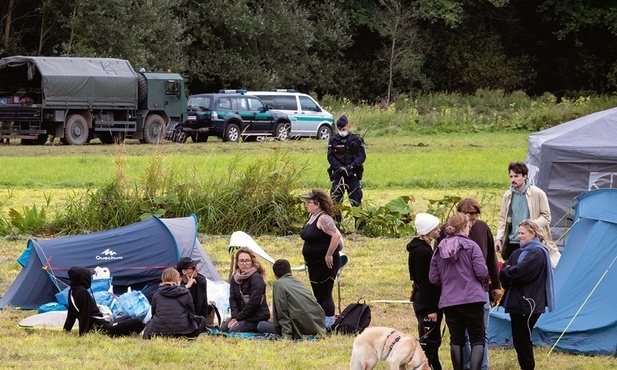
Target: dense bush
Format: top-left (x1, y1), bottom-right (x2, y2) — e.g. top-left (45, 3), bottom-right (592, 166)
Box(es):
top-left (48, 151), bottom-right (309, 236)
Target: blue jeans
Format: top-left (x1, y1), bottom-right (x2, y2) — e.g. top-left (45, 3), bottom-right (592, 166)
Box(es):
top-left (463, 292), bottom-right (490, 370)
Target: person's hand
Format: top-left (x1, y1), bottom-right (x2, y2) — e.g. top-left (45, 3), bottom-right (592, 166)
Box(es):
top-left (491, 289), bottom-right (502, 303)
top-left (426, 312), bottom-right (437, 322)
top-left (325, 254), bottom-right (334, 269)
top-left (495, 240), bottom-right (502, 252)
top-left (185, 274), bottom-right (196, 288)
top-left (337, 166), bottom-right (349, 176)
top-left (229, 318), bottom-right (238, 328)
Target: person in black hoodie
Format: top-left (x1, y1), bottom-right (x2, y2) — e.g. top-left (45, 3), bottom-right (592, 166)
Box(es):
top-left (176, 257), bottom-right (209, 318)
top-left (143, 268), bottom-right (207, 339)
top-left (221, 247), bottom-right (270, 333)
top-left (63, 266), bottom-right (145, 336)
top-left (407, 213), bottom-right (443, 370)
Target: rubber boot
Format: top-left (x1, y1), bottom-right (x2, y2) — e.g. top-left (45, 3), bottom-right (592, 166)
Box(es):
top-left (469, 345), bottom-right (484, 370)
top-left (451, 345), bottom-right (464, 370)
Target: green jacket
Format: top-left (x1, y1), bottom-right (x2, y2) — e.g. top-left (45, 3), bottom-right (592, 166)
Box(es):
top-left (272, 274), bottom-right (326, 339)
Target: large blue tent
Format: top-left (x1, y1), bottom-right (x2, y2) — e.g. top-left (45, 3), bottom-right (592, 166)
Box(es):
top-left (0, 215), bottom-right (222, 310)
top-left (489, 189), bottom-right (617, 356)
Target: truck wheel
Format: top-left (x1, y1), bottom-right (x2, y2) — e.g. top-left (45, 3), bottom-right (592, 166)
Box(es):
top-left (275, 122), bottom-right (291, 141)
top-left (174, 131), bottom-right (188, 143)
top-left (62, 114), bottom-right (89, 145)
top-left (223, 123), bottom-right (240, 142)
top-left (316, 125), bottom-right (332, 140)
top-left (143, 114), bottom-right (166, 144)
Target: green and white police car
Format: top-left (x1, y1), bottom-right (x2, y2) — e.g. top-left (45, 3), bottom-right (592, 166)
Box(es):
top-left (246, 90), bottom-right (334, 140)
top-left (167, 90), bottom-right (292, 143)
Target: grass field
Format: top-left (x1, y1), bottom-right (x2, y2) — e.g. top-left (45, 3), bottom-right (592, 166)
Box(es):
top-left (2, 132), bottom-right (615, 369)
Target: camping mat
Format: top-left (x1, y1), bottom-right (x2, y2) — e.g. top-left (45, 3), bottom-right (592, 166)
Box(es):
top-left (205, 328), bottom-right (319, 342)
top-left (18, 311), bottom-right (77, 330)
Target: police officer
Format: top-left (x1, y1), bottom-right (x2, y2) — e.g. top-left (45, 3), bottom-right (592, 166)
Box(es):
top-left (327, 115), bottom-right (366, 221)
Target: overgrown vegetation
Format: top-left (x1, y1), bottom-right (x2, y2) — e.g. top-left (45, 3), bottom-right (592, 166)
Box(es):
top-left (322, 90), bottom-right (617, 136)
top-left (49, 151), bottom-right (309, 236)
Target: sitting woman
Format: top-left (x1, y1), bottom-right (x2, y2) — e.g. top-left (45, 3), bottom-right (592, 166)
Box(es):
top-left (63, 266), bottom-right (145, 336)
top-left (143, 268), bottom-right (207, 339)
top-left (221, 247), bottom-right (270, 333)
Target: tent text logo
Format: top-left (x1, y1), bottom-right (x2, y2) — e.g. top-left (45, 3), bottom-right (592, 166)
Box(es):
top-left (97, 249), bottom-right (123, 260)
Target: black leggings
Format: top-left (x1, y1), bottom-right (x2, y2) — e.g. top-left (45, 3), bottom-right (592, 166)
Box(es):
top-left (311, 279), bottom-right (335, 316)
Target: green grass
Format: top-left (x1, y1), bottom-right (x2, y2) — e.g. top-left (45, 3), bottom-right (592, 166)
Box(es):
top-left (2, 131), bottom-right (614, 368)
top-left (1, 235), bottom-right (616, 369)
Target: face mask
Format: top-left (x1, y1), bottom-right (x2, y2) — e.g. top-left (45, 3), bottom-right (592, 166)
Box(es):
top-left (339, 130), bottom-right (349, 137)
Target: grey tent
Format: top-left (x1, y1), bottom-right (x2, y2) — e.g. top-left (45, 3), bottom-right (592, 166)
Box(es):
top-left (525, 107), bottom-right (617, 246)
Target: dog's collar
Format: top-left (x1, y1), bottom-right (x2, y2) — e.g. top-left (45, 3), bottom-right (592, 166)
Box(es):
top-left (405, 337), bottom-right (428, 370)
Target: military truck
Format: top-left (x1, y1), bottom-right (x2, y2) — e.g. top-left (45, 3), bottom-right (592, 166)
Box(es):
top-left (0, 56), bottom-right (186, 145)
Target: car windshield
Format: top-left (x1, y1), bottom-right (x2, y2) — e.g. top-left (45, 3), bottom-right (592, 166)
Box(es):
top-left (188, 96), bottom-right (211, 109)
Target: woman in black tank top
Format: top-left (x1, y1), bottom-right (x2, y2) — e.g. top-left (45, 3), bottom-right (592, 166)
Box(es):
top-left (300, 189), bottom-right (343, 328)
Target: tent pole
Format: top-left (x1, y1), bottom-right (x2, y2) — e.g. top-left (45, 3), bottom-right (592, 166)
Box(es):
top-left (547, 253), bottom-right (617, 356)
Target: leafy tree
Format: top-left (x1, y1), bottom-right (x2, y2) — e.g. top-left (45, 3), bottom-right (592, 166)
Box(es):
top-left (373, 0), bottom-right (424, 103)
top-left (62, 0), bottom-right (189, 72)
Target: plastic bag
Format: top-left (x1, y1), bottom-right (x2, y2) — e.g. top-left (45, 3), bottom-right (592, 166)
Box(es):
top-left (112, 290), bottom-right (150, 320)
top-left (207, 279), bottom-right (230, 320)
top-left (56, 277), bottom-right (113, 306)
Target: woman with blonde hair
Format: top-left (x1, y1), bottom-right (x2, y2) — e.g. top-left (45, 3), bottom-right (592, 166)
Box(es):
top-left (429, 212), bottom-right (488, 370)
top-left (500, 220), bottom-right (555, 370)
top-left (143, 267), bottom-right (206, 339)
top-left (221, 247), bottom-right (270, 333)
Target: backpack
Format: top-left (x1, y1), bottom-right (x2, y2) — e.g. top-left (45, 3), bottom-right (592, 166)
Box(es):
top-left (330, 298), bottom-right (371, 334)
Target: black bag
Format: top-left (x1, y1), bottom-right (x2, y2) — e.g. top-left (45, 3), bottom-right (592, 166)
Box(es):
top-left (330, 298), bottom-right (371, 335)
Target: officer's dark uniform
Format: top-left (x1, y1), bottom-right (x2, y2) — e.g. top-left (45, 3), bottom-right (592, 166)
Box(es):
top-left (327, 115), bottom-right (366, 210)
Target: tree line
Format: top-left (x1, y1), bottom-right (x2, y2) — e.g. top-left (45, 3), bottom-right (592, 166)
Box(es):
top-left (2, 0), bottom-right (616, 101)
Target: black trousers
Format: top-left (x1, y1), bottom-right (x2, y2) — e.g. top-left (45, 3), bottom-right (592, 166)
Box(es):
top-left (443, 302), bottom-right (485, 346)
top-left (415, 310), bottom-right (443, 370)
top-left (510, 313), bottom-right (541, 370)
top-left (311, 278), bottom-right (336, 316)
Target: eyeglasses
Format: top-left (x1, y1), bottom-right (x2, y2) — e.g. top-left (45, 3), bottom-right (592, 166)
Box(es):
top-left (238, 259), bottom-right (252, 264)
top-left (464, 211), bottom-right (479, 215)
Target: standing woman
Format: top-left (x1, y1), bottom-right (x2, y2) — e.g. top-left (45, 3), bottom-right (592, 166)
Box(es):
top-left (300, 189), bottom-right (343, 329)
top-left (429, 212), bottom-right (488, 370)
top-left (500, 220), bottom-right (555, 370)
top-left (407, 213), bottom-right (443, 370)
top-left (221, 247), bottom-right (271, 333)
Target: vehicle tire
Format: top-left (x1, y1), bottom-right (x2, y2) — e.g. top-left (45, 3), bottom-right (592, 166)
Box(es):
top-left (143, 114), bottom-right (166, 144)
top-left (316, 125), bottom-right (333, 140)
top-left (62, 114), bottom-right (89, 145)
top-left (137, 73), bottom-right (148, 104)
top-left (275, 122), bottom-right (291, 141)
top-left (223, 123), bottom-right (240, 142)
top-left (20, 134), bottom-right (48, 145)
top-left (191, 133), bottom-right (208, 143)
top-left (174, 130), bottom-right (188, 143)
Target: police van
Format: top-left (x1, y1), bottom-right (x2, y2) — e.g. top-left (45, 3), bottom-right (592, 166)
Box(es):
top-left (246, 90), bottom-right (334, 140)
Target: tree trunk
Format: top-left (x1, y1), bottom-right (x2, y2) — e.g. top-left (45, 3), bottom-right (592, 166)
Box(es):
top-left (3, 0), bottom-right (15, 48)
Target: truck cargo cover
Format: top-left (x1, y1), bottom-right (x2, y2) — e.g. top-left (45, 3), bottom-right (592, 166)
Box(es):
top-left (0, 56), bottom-right (138, 102)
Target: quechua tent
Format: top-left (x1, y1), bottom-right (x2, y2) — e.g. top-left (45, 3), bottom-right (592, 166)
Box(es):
top-left (0, 215), bottom-right (222, 309)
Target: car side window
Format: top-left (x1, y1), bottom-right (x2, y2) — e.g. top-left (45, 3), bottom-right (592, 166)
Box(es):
top-left (299, 96), bottom-right (319, 112)
top-left (231, 97), bottom-right (246, 110)
top-left (218, 98), bottom-right (231, 110)
top-left (275, 96), bottom-right (298, 110)
top-left (247, 97), bottom-right (264, 111)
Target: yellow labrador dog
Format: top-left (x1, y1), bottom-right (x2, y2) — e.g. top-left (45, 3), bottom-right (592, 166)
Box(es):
top-left (350, 326), bottom-right (430, 370)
